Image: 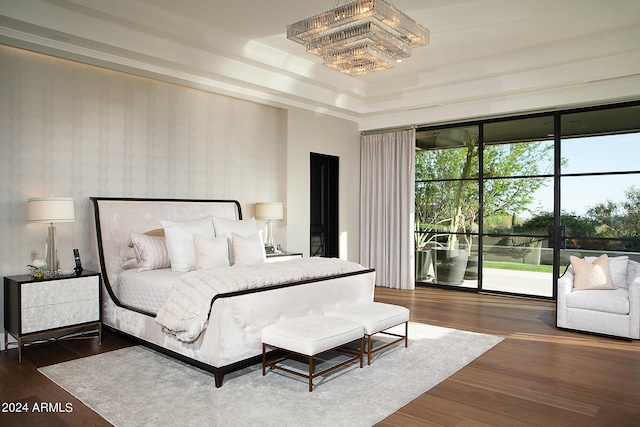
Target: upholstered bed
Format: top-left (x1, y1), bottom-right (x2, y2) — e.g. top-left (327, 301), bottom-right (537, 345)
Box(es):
top-left (90, 197), bottom-right (375, 386)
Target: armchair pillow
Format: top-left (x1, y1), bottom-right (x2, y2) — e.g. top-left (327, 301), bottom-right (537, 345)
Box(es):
top-left (585, 255), bottom-right (629, 289)
top-left (570, 254), bottom-right (616, 290)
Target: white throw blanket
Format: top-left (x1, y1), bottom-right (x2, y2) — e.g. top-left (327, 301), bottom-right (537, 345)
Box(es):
top-left (155, 257), bottom-right (365, 342)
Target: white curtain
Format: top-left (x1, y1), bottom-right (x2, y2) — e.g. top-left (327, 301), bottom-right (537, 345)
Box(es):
top-left (360, 129), bottom-right (415, 289)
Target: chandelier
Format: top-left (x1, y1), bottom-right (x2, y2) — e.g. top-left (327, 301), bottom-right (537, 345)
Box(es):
top-left (287, 0), bottom-right (429, 77)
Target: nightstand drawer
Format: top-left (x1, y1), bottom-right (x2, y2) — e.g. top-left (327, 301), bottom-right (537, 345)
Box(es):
top-left (21, 298), bottom-right (99, 333)
top-left (21, 276), bottom-right (99, 308)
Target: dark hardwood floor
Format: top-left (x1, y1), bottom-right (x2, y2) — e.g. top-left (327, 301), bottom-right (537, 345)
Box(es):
top-left (1, 287), bottom-right (639, 426)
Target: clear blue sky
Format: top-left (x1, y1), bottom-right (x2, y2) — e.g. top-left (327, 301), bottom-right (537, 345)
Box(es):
top-left (528, 133), bottom-right (640, 216)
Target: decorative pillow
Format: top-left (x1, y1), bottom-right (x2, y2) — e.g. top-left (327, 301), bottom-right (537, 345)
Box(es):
top-left (570, 254), bottom-right (616, 290)
top-left (159, 216), bottom-right (215, 272)
top-left (585, 255), bottom-right (628, 289)
top-left (121, 257), bottom-right (138, 270)
top-left (231, 231), bottom-right (266, 265)
top-left (144, 228), bottom-right (165, 238)
top-left (129, 232), bottom-right (171, 272)
top-left (193, 234), bottom-right (230, 269)
top-left (119, 246), bottom-right (138, 269)
top-left (213, 216), bottom-right (260, 264)
top-left (212, 216), bottom-right (258, 238)
top-left (128, 228), bottom-right (166, 247)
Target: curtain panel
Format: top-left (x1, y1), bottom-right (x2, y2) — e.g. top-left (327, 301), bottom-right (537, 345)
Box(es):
top-left (360, 129), bottom-right (415, 289)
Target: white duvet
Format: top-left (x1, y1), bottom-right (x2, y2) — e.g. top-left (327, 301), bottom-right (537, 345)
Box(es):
top-left (155, 257), bottom-right (365, 342)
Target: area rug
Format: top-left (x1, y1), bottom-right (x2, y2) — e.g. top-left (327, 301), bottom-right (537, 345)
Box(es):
top-left (39, 323), bottom-right (502, 427)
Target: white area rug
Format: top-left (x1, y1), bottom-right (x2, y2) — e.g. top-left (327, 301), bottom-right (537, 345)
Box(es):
top-left (39, 323), bottom-right (502, 427)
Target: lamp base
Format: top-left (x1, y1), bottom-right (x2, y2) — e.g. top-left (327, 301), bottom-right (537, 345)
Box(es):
top-left (45, 224), bottom-right (60, 276)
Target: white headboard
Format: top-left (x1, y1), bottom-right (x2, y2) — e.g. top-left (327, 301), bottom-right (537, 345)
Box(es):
top-left (91, 197), bottom-right (241, 307)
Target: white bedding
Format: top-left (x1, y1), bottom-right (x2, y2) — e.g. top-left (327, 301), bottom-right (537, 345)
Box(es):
top-left (117, 269), bottom-right (187, 313)
top-left (155, 257), bottom-right (365, 342)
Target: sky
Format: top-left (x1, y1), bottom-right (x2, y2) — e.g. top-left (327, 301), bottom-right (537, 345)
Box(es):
top-left (527, 133), bottom-right (640, 217)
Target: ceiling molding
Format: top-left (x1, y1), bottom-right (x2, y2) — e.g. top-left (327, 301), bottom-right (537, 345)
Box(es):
top-left (2, 0), bottom-right (640, 128)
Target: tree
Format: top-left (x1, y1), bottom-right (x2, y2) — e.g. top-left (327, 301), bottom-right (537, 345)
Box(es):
top-left (415, 132), bottom-right (553, 247)
top-left (622, 186), bottom-right (640, 238)
top-left (586, 185), bottom-right (640, 240)
top-left (517, 185), bottom-right (640, 251)
top-left (516, 210), bottom-right (598, 237)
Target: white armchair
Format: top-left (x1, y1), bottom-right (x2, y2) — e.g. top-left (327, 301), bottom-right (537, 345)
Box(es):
top-left (557, 256), bottom-right (640, 339)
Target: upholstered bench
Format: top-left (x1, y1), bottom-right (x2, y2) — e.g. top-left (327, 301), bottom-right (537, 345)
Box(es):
top-left (325, 302), bottom-right (410, 365)
top-left (262, 315), bottom-right (364, 392)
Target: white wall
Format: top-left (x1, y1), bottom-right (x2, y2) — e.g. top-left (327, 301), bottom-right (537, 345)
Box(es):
top-left (285, 109), bottom-right (361, 261)
top-left (0, 45), bottom-right (296, 348)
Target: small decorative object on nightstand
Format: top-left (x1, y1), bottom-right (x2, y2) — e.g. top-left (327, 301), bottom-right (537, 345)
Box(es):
top-left (26, 259), bottom-right (47, 280)
top-left (3, 270), bottom-right (101, 363)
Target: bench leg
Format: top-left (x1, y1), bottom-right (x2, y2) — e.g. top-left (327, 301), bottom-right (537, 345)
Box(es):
top-left (308, 356), bottom-right (314, 392)
top-left (405, 321), bottom-right (409, 347)
top-left (262, 343), bottom-right (266, 376)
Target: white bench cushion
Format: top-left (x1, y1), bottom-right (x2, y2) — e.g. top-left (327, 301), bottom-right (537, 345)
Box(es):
top-left (262, 315), bottom-right (363, 356)
top-left (325, 302), bottom-right (410, 335)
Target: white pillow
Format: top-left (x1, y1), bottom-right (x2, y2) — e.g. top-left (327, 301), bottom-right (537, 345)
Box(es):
top-left (119, 246), bottom-right (138, 270)
top-left (232, 232), bottom-right (266, 265)
top-left (212, 216), bottom-right (258, 238)
top-left (159, 216), bottom-right (215, 272)
top-left (121, 258), bottom-right (138, 270)
top-left (193, 234), bottom-right (230, 269)
top-left (570, 255), bottom-right (616, 290)
top-left (213, 216), bottom-right (259, 264)
top-left (129, 232), bottom-right (171, 272)
top-left (585, 255), bottom-right (628, 288)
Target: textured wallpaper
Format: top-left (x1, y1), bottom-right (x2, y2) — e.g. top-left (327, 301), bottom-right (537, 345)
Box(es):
top-left (0, 44), bottom-right (285, 278)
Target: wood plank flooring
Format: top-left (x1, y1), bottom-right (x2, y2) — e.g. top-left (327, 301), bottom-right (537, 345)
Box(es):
top-left (374, 287), bottom-right (640, 427)
top-left (1, 286), bottom-right (639, 426)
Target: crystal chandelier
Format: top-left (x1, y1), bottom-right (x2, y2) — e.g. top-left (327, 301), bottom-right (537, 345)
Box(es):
top-left (287, 0), bottom-right (429, 77)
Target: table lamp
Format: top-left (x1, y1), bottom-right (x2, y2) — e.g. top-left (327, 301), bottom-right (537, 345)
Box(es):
top-left (255, 202), bottom-right (284, 252)
top-left (28, 197), bottom-right (75, 276)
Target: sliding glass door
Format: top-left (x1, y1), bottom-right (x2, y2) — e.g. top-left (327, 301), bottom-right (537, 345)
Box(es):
top-left (559, 106), bottom-right (640, 277)
top-left (415, 125), bottom-right (479, 290)
top-left (481, 116), bottom-right (555, 297)
top-left (415, 101), bottom-right (640, 299)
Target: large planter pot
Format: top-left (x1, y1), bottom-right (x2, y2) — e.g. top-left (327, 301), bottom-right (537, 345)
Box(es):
top-left (464, 253), bottom-right (479, 280)
top-left (415, 249), bottom-right (432, 281)
top-left (432, 248), bottom-right (469, 285)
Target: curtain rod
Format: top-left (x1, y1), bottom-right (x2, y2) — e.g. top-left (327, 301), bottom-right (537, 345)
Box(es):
top-left (361, 125), bottom-right (415, 136)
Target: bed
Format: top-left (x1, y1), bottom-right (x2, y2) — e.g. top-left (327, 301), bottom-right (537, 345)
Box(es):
top-left (90, 197), bottom-right (375, 386)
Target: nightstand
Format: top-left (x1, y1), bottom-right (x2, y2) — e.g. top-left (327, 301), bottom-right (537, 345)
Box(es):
top-left (265, 252), bottom-right (303, 262)
top-left (3, 270), bottom-right (102, 362)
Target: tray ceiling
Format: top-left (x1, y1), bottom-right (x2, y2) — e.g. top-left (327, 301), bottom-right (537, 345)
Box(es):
top-left (1, 0), bottom-right (639, 129)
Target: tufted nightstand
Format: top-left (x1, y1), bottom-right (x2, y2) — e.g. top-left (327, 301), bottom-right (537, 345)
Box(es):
top-left (3, 270), bottom-right (102, 362)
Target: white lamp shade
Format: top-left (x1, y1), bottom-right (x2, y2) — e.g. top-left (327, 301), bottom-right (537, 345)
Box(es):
top-left (28, 197), bottom-right (75, 223)
top-left (255, 202), bottom-right (284, 220)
